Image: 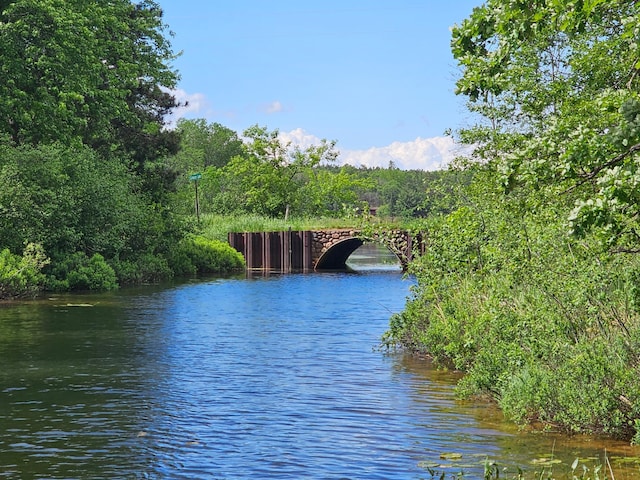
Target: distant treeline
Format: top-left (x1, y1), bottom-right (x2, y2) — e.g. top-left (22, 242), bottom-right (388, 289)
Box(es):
top-left (169, 119), bottom-right (470, 221)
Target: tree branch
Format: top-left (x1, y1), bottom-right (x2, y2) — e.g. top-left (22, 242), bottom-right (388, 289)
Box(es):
top-left (565, 142), bottom-right (640, 193)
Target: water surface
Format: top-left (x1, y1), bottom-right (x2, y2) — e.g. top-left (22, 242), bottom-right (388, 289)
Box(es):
top-left (0, 253), bottom-right (639, 478)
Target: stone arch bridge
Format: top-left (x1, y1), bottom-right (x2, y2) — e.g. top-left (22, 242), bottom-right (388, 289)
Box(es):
top-left (228, 229), bottom-right (424, 272)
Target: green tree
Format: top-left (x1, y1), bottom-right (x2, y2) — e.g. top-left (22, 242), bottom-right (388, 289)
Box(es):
top-left (206, 122), bottom-right (244, 168)
top-left (0, 141), bottom-right (188, 288)
top-left (170, 119), bottom-right (244, 213)
top-left (0, 143), bottom-right (143, 258)
top-left (174, 119), bottom-right (243, 170)
top-left (451, 0), bottom-right (640, 251)
top-left (204, 125), bottom-right (341, 218)
top-left (0, 243), bottom-right (49, 299)
top-left (0, 0), bottom-right (192, 289)
top-left (296, 168), bottom-right (373, 217)
top-left (351, 166), bottom-right (461, 219)
top-left (373, 165), bottom-right (404, 217)
top-left (0, 0), bottom-right (180, 166)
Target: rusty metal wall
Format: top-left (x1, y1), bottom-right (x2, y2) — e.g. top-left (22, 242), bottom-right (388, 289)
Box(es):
top-left (228, 231), bottom-right (313, 272)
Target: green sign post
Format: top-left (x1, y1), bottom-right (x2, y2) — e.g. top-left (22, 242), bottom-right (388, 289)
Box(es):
top-left (189, 173), bottom-right (202, 224)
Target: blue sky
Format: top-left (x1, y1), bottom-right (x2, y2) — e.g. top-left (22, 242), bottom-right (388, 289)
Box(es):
top-left (158, 1), bottom-right (482, 169)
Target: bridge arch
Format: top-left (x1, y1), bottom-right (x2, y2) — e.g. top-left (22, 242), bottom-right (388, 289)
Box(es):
top-left (314, 238), bottom-right (407, 271)
top-left (314, 237), bottom-right (364, 270)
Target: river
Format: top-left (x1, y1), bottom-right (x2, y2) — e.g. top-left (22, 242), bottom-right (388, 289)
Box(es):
top-left (0, 245), bottom-right (639, 479)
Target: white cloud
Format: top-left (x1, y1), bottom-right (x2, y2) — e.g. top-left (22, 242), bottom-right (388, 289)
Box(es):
top-left (264, 100), bottom-right (284, 114)
top-left (341, 136), bottom-right (466, 170)
top-left (163, 88), bottom-right (210, 127)
top-left (281, 128), bottom-right (468, 171)
top-left (279, 128), bottom-right (323, 149)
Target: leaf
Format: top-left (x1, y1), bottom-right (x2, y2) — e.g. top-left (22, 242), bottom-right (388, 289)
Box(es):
top-left (530, 457), bottom-right (563, 466)
top-left (440, 452), bottom-right (463, 460)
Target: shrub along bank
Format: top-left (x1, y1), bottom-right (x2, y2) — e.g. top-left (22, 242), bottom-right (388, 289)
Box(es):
top-left (0, 235), bottom-right (246, 299)
top-left (0, 142), bottom-right (246, 299)
top-left (382, 163), bottom-right (640, 443)
top-left (44, 235), bottom-right (245, 293)
top-left (398, 0), bottom-right (640, 443)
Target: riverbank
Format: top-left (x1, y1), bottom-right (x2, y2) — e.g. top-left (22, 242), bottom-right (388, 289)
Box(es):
top-left (381, 164), bottom-right (640, 444)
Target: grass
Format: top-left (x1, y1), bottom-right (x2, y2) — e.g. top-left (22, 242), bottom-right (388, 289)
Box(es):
top-left (195, 214), bottom-right (363, 242)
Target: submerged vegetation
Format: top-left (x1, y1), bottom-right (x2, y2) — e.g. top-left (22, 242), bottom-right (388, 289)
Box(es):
top-left (421, 454), bottom-right (623, 480)
top-left (420, 454), bottom-right (616, 480)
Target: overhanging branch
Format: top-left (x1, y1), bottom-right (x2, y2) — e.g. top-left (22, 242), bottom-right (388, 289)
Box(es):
top-left (565, 142), bottom-right (640, 193)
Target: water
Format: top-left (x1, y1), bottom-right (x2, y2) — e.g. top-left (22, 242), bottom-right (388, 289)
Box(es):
top-left (0, 245), bottom-right (639, 479)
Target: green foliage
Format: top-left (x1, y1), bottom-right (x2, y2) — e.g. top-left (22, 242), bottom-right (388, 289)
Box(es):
top-left (384, 163), bottom-right (640, 440)
top-left (390, 0), bottom-right (640, 441)
top-left (215, 125), bottom-right (342, 218)
top-left (46, 252), bottom-right (117, 292)
top-left (0, 1), bottom-right (193, 290)
top-left (174, 118), bottom-right (243, 170)
top-left (451, 0), bottom-right (640, 252)
top-left (340, 163), bottom-right (471, 219)
top-left (0, 142), bottom-right (190, 288)
top-left (169, 119), bottom-right (244, 215)
top-left (0, 143), bottom-right (154, 257)
top-left (169, 119), bottom-right (470, 222)
top-left (0, 243), bottom-right (49, 299)
top-left (172, 236), bottom-right (245, 275)
top-left (0, 145), bottom-right (180, 259)
top-left (171, 123), bottom-right (382, 219)
top-left (0, 0), bottom-right (179, 161)
top-left (111, 253), bottom-right (173, 285)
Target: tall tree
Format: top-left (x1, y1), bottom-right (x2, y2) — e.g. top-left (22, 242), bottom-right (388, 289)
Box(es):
top-left (175, 119), bottom-right (243, 170)
top-left (0, 0), bottom-right (180, 165)
top-left (234, 125), bottom-right (340, 218)
top-left (198, 125), bottom-right (367, 218)
top-left (451, 0), bottom-right (640, 250)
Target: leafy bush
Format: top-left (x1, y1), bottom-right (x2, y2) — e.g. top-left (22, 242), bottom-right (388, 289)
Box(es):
top-left (383, 164), bottom-right (640, 441)
top-left (0, 243), bottom-right (49, 299)
top-left (47, 252), bottom-right (117, 291)
top-left (111, 253), bottom-right (174, 285)
top-left (172, 235), bottom-right (245, 275)
top-left (166, 248), bottom-right (197, 277)
top-left (0, 144), bottom-right (190, 287)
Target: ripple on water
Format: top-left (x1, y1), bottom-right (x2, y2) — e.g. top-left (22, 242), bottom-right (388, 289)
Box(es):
top-left (1, 273), bottom-right (640, 478)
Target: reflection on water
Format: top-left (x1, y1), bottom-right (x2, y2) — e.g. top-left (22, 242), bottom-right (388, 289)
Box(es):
top-left (0, 271), bottom-right (639, 479)
top-left (347, 243), bottom-right (403, 272)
